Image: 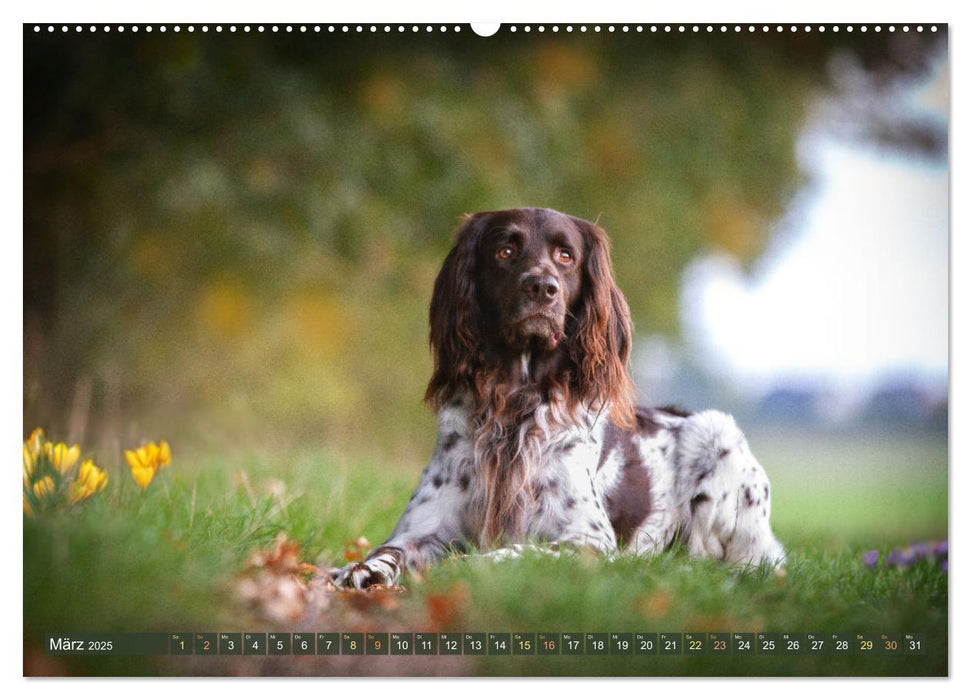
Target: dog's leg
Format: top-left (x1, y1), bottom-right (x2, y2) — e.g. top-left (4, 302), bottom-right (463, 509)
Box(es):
top-left (675, 411), bottom-right (786, 568)
top-left (330, 428), bottom-right (473, 589)
top-left (620, 461), bottom-right (679, 557)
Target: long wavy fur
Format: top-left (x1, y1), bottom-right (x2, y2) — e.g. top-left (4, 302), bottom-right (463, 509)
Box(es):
top-left (424, 211), bottom-right (637, 545)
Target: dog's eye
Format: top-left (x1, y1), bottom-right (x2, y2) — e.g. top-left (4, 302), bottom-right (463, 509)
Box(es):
top-left (496, 246), bottom-right (515, 261)
top-left (554, 248), bottom-right (574, 265)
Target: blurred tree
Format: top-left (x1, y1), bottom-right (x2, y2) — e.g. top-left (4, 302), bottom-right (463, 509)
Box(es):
top-left (23, 26), bottom-right (946, 456)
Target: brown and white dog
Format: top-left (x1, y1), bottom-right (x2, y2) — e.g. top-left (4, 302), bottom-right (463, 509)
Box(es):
top-left (331, 207), bottom-right (785, 588)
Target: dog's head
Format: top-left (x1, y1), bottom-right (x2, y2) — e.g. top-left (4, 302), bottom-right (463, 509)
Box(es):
top-left (425, 207), bottom-right (636, 427)
top-left (472, 207), bottom-right (584, 353)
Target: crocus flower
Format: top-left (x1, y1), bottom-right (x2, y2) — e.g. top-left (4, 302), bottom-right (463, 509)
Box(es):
top-left (23, 446), bottom-right (35, 484)
top-left (911, 542), bottom-right (931, 560)
top-left (862, 550), bottom-right (880, 569)
top-left (866, 539), bottom-right (949, 572)
top-left (23, 429), bottom-right (44, 490)
top-left (46, 442), bottom-right (81, 475)
top-left (125, 440), bottom-right (172, 489)
top-left (128, 459), bottom-right (155, 489)
top-left (68, 460), bottom-right (108, 504)
top-left (886, 547), bottom-right (915, 567)
top-left (32, 476), bottom-right (56, 501)
top-left (26, 428), bottom-right (45, 458)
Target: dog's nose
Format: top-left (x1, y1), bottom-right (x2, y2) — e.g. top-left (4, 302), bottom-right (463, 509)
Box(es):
top-left (522, 274), bottom-right (560, 302)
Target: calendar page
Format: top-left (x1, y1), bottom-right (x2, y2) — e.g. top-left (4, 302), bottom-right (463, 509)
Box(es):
top-left (23, 18), bottom-right (948, 678)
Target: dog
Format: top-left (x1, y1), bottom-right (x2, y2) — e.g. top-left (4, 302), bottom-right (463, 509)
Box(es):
top-left (331, 207), bottom-right (785, 589)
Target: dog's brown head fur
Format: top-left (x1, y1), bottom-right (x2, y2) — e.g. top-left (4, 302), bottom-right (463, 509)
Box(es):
top-left (424, 208), bottom-right (637, 544)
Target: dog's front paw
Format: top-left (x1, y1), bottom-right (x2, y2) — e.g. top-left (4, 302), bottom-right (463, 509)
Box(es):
top-left (326, 545), bottom-right (406, 589)
top-left (329, 561), bottom-right (389, 590)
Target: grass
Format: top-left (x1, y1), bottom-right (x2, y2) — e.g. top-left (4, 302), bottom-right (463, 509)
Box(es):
top-left (23, 429), bottom-right (948, 677)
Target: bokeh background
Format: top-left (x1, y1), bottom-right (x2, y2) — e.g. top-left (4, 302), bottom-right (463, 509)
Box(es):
top-left (24, 25), bottom-right (947, 467)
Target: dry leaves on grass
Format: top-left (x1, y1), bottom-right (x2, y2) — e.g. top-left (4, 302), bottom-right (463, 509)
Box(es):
top-left (244, 532), bottom-right (318, 577)
top-left (343, 536), bottom-right (371, 563)
top-left (235, 532), bottom-right (331, 624)
top-left (425, 582), bottom-right (470, 630)
top-left (341, 584), bottom-right (405, 613)
top-left (236, 533), bottom-right (410, 625)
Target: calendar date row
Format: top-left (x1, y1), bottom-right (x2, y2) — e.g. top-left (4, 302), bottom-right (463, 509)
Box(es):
top-left (47, 632), bottom-right (927, 656)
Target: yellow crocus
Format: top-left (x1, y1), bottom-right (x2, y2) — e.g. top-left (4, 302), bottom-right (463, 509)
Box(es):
top-left (158, 440), bottom-right (172, 469)
top-left (23, 496), bottom-right (34, 517)
top-left (126, 445), bottom-right (149, 470)
top-left (32, 476), bottom-right (55, 501)
top-left (69, 460), bottom-right (108, 504)
top-left (127, 459), bottom-right (155, 489)
top-left (125, 440), bottom-right (171, 489)
top-left (26, 428), bottom-right (45, 458)
top-left (78, 459), bottom-right (106, 486)
top-left (132, 469), bottom-right (153, 489)
top-left (46, 442), bottom-right (81, 475)
top-left (23, 445), bottom-right (35, 484)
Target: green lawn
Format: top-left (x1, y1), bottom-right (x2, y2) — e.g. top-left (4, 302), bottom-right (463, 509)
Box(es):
top-left (752, 429), bottom-right (948, 546)
top-left (23, 430), bottom-right (948, 677)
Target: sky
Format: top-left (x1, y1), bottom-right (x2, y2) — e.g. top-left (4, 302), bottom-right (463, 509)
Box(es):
top-left (681, 63), bottom-right (948, 398)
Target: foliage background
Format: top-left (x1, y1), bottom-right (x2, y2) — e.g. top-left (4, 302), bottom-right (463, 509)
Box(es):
top-left (24, 26), bottom-right (945, 459)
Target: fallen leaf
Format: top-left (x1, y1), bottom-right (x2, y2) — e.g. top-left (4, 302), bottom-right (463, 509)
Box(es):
top-left (425, 583), bottom-right (470, 629)
top-left (244, 532), bottom-right (305, 575)
top-left (236, 532), bottom-right (322, 624)
top-left (343, 536), bottom-right (372, 563)
top-left (235, 572), bottom-right (307, 624)
top-left (340, 586), bottom-right (403, 612)
top-left (639, 590), bottom-right (674, 619)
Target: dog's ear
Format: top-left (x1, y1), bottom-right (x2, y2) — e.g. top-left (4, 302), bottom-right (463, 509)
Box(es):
top-left (567, 217), bottom-right (637, 428)
top-left (424, 213), bottom-right (489, 409)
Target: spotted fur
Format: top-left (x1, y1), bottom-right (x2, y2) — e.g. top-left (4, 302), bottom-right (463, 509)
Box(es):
top-left (330, 209), bottom-right (784, 589)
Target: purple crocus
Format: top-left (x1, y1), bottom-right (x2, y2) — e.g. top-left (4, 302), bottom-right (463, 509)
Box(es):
top-left (863, 539), bottom-right (948, 571)
top-left (886, 547), bottom-right (916, 567)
